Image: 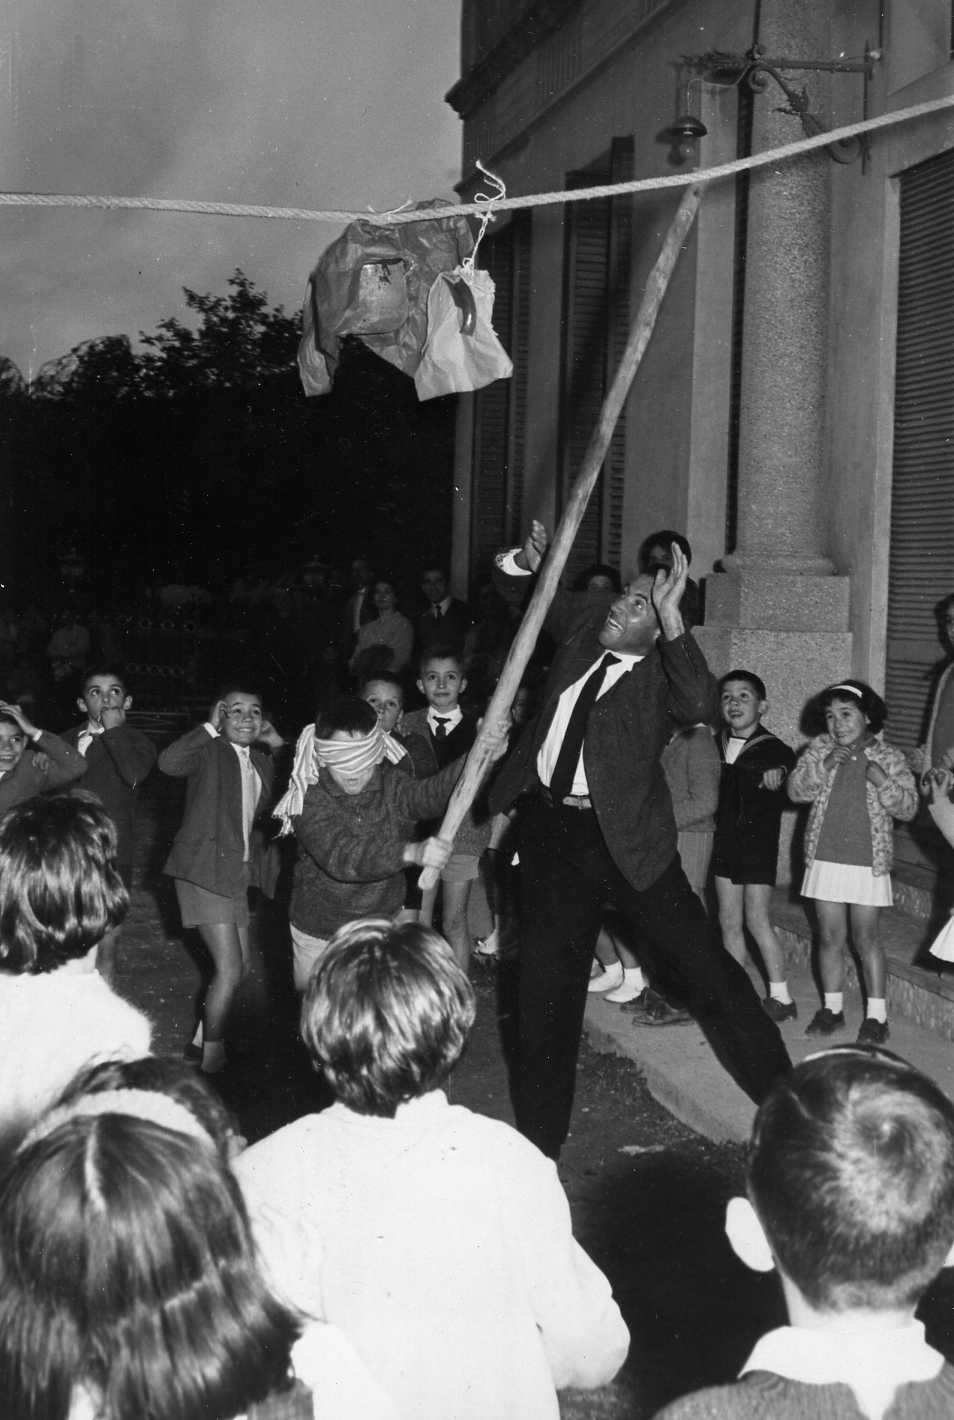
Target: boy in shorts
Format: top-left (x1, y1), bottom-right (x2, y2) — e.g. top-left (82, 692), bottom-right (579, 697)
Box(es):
top-left (713, 670), bottom-right (796, 1023)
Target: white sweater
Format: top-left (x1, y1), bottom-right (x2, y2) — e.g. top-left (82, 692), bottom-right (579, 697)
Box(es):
top-left (0, 967), bottom-right (152, 1153)
top-left (235, 1091), bottom-right (629, 1420)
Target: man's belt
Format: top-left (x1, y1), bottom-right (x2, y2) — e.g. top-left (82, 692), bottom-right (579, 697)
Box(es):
top-left (538, 786), bottom-right (593, 810)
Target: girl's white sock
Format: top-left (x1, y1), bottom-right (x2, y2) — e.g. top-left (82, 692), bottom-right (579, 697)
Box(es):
top-left (191, 1021), bottom-right (204, 1048)
top-left (824, 992), bottom-right (844, 1015)
top-left (866, 997), bottom-right (887, 1023)
top-left (768, 981), bottom-right (793, 1005)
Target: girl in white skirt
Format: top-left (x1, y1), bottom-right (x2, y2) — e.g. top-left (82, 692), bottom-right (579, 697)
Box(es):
top-left (788, 680), bottom-right (917, 1045)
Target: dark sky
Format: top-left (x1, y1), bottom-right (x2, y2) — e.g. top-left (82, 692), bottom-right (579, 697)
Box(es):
top-left (0, 0), bottom-right (462, 379)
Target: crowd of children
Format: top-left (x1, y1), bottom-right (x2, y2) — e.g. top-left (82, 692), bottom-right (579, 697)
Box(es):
top-left (1, 554), bottom-right (954, 1418)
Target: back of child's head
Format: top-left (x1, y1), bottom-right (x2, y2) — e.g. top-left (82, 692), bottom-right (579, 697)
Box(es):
top-left (0, 791), bottom-right (128, 974)
top-left (315, 696), bottom-right (378, 738)
top-left (817, 678), bottom-right (887, 734)
top-left (0, 1087), bottom-right (297, 1420)
top-left (301, 917), bottom-right (476, 1117)
top-left (748, 1047), bottom-right (954, 1313)
top-left (719, 668), bottom-right (767, 701)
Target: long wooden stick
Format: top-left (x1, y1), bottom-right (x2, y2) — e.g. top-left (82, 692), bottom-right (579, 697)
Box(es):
top-left (420, 184), bottom-right (703, 888)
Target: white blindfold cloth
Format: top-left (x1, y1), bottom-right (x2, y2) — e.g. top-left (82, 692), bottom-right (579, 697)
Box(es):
top-left (273, 722), bottom-right (406, 835)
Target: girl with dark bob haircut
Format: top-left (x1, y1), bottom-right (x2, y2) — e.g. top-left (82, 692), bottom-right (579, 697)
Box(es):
top-left (815, 677), bottom-right (887, 735)
top-left (0, 790), bottom-right (128, 973)
top-left (0, 1077), bottom-right (398, 1420)
top-left (0, 1103), bottom-right (301, 1420)
top-left (301, 917), bottom-right (476, 1115)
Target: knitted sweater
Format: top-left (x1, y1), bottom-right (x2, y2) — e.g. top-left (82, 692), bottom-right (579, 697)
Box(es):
top-left (787, 734), bottom-right (917, 876)
top-left (289, 756), bottom-right (463, 937)
top-left (653, 1366), bottom-right (954, 1419)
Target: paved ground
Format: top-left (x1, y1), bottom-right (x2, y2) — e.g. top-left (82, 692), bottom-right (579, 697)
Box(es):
top-left (114, 776), bottom-right (954, 1418)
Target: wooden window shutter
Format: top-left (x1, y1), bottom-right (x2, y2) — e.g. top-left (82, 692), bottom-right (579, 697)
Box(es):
top-left (559, 138), bottom-right (632, 587)
top-left (470, 212), bottom-right (531, 573)
top-left (885, 145), bottom-right (954, 875)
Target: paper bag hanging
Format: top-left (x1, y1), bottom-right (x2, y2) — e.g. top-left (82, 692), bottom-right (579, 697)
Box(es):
top-left (296, 199), bottom-right (475, 396)
top-left (414, 267), bottom-right (513, 401)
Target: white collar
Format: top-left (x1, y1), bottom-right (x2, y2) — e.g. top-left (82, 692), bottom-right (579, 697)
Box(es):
top-left (428, 705), bottom-right (462, 731)
top-left (741, 1321), bottom-right (944, 1419)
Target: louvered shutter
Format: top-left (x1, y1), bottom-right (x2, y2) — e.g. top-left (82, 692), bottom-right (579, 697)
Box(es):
top-left (560, 168), bottom-right (610, 583)
top-left (885, 145), bottom-right (954, 875)
top-left (603, 138), bottom-right (633, 570)
top-left (470, 213), bottom-right (531, 572)
top-left (559, 140), bottom-right (632, 586)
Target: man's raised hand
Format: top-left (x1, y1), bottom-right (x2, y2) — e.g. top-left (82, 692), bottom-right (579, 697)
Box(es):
top-left (519, 520), bottom-right (549, 574)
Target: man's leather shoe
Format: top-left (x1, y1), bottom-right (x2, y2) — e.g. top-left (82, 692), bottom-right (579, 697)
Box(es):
top-left (622, 987), bottom-right (692, 1026)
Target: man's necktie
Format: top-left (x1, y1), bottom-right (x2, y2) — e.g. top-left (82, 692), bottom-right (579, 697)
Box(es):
top-left (432, 606), bottom-right (441, 620)
top-left (433, 717), bottom-right (450, 739)
top-left (548, 653), bottom-right (619, 803)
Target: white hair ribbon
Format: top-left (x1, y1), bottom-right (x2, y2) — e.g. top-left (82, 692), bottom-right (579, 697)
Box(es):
top-left (21, 1089), bottom-right (215, 1152)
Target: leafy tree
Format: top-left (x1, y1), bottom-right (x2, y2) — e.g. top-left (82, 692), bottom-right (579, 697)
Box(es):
top-left (0, 272), bottom-right (454, 601)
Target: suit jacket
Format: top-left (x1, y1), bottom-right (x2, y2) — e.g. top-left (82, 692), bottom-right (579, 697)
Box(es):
top-left (158, 726), bottom-right (276, 897)
top-left (63, 722), bottom-right (157, 869)
top-left (0, 731), bottom-right (87, 816)
top-left (489, 583), bottom-right (718, 892)
top-left (416, 598), bottom-right (472, 658)
top-left (400, 708), bottom-right (478, 771)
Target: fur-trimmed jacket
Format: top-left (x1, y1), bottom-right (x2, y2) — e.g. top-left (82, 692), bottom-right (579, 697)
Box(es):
top-left (787, 734), bottom-right (917, 876)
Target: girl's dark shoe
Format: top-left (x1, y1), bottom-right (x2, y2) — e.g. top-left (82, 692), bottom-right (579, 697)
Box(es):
top-left (805, 1006), bottom-right (846, 1036)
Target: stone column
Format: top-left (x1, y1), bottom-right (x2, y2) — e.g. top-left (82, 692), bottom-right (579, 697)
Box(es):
top-left (727, 0), bottom-right (835, 577)
top-left (700, 0), bottom-right (852, 879)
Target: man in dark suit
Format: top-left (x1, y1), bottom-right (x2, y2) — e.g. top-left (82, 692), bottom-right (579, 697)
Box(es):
top-left (417, 565), bottom-right (471, 659)
top-left (490, 521), bottom-right (791, 1159)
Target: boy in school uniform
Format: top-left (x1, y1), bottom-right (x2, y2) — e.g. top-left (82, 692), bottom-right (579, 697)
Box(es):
top-left (654, 1045), bottom-right (954, 1419)
top-left (401, 649), bottom-right (491, 969)
top-left (63, 664), bottom-right (157, 886)
top-left (713, 670), bottom-right (797, 1023)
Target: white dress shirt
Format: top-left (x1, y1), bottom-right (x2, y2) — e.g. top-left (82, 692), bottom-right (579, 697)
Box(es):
top-left (537, 651), bottom-right (642, 796)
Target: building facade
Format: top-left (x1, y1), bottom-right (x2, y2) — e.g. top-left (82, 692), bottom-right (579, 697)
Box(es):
top-left (447, 0), bottom-right (954, 887)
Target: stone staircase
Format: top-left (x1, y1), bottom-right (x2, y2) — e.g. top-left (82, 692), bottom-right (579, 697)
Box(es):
top-left (771, 876), bottom-right (954, 1040)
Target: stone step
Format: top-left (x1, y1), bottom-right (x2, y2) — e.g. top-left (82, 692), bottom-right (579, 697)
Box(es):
top-left (770, 887), bottom-right (954, 1041)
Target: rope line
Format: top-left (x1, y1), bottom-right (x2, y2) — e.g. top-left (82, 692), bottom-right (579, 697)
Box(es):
top-left (1, 91), bottom-right (952, 227)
